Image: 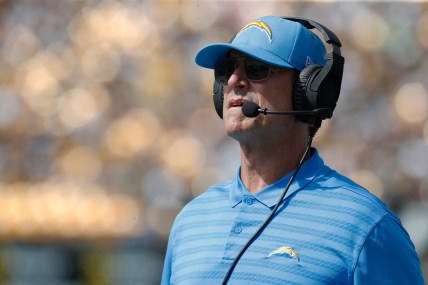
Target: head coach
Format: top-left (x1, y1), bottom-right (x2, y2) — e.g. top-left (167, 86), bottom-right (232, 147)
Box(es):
top-left (161, 15), bottom-right (425, 285)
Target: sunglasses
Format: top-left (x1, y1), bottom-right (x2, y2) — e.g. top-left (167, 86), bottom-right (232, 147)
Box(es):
top-left (214, 57), bottom-right (271, 84)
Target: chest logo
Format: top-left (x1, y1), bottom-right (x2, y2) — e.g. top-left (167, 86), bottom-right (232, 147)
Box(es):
top-left (267, 246), bottom-right (300, 262)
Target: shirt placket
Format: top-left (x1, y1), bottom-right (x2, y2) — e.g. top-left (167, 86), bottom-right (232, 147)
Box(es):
top-left (222, 195), bottom-right (268, 261)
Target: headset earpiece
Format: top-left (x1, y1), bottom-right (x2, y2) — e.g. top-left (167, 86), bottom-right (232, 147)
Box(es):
top-left (286, 17), bottom-right (344, 125)
top-left (213, 80), bottom-right (224, 119)
top-left (293, 64), bottom-right (322, 124)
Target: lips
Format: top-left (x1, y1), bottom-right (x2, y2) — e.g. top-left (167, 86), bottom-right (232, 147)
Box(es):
top-left (228, 98), bottom-right (247, 108)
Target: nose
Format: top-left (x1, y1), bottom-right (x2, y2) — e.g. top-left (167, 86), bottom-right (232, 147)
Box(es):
top-left (227, 63), bottom-right (249, 89)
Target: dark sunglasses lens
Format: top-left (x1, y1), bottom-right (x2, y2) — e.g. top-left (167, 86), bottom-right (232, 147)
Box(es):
top-left (225, 60), bottom-right (237, 81)
top-left (244, 60), bottom-right (270, 81)
top-left (214, 58), bottom-right (270, 82)
top-left (214, 59), bottom-right (237, 83)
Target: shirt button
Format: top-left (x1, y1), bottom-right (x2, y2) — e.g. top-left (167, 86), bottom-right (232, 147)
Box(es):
top-left (243, 196), bottom-right (253, 205)
top-left (234, 226), bottom-right (242, 234)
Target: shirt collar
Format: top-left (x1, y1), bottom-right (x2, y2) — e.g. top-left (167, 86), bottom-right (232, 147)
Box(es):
top-left (229, 148), bottom-right (326, 208)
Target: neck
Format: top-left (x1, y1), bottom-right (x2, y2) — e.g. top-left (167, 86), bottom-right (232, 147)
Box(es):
top-left (239, 132), bottom-right (309, 193)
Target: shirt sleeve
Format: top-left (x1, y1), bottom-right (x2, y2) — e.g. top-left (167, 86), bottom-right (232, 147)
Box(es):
top-left (161, 232), bottom-right (173, 285)
top-left (161, 215), bottom-right (179, 285)
top-left (353, 213), bottom-right (425, 284)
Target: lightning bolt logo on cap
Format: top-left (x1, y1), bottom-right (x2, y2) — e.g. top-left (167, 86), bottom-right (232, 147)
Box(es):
top-left (236, 20), bottom-right (272, 42)
top-left (267, 247), bottom-right (300, 262)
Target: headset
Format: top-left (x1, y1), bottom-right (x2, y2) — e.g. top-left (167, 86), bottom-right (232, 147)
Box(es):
top-left (212, 17), bottom-right (344, 127)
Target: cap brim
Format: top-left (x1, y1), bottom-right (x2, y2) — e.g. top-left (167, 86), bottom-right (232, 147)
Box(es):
top-left (195, 43), bottom-right (295, 70)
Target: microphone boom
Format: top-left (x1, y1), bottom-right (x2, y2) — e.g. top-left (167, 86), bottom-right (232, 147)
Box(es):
top-left (241, 101), bottom-right (332, 119)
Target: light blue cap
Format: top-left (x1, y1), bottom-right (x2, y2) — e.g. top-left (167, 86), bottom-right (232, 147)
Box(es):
top-left (195, 16), bottom-right (326, 71)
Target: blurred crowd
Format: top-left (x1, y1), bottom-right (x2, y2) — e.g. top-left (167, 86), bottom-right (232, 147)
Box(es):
top-left (0, 0), bottom-right (427, 284)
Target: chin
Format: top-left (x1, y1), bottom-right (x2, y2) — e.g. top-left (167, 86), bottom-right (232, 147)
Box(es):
top-left (225, 115), bottom-right (248, 133)
top-left (226, 123), bottom-right (263, 144)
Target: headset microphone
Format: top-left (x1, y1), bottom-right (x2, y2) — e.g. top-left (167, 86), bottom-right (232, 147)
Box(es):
top-left (242, 101), bottom-right (333, 119)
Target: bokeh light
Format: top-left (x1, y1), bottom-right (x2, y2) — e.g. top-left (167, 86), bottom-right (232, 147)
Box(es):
top-left (3, 25), bottom-right (41, 65)
top-left (417, 10), bottom-right (428, 49)
top-left (424, 121), bottom-right (428, 145)
top-left (396, 139), bottom-right (428, 180)
top-left (394, 82), bottom-right (428, 123)
top-left (104, 109), bottom-right (163, 160)
top-left (81, 45), bottom-right (121, 82)
top-left (350, 10), bottom-right (390, 51)
top-left (57, 145), bottom-right (102, 182)
top-left (160, 131), bottom-right (205, 177)
top-left (59, 87), bottom-right (108, 129)
top-left (180, 1), bottom-right (219, 32)
top-left (348, 170), bottom-right (385, 199)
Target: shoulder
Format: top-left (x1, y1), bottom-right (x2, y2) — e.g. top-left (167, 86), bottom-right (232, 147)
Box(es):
top-left (303, 150), bottom-right (391, 220)
top-left (312, 166), bottom-right (391, 216)
top-left (295, 164), bottom-right (422, 279)
top-left (353, 209), bottom-right (424, 284)
top-left (174, 178), bottom-right (234, 223)
top-left (168, 178), bottom-right (236, 248)
top-left (293, 165), bottom-right (399, 240)
top-left (188, 179), bottom-right (233, 206)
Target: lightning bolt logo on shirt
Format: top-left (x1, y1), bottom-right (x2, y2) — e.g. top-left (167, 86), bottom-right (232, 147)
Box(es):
top-left (237, 20), bottom-right (273, 43)
top-left (267, 247), bottom-right (300, 262)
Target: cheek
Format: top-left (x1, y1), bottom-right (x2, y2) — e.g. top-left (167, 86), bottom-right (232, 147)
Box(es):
top-left (261, 85), bottom-right (293, 110)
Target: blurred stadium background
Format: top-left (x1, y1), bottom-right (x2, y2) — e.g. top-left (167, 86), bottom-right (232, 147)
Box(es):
top-left (0, 0), bottom-right (427, 284)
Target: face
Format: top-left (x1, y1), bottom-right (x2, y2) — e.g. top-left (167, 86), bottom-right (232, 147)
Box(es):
top-left (219, 51), bottom-right (299, 143)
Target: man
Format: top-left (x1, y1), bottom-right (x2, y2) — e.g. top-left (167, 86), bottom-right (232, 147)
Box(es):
top-left (162, 16), bottom-right (425, 284)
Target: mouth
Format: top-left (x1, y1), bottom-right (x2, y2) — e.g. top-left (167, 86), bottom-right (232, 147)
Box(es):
top-left (228, 98), bottom-right (247, 108)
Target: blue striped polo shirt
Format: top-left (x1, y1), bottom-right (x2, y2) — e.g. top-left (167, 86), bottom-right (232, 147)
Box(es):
top-left (162, 148), bottom-right (424, 284)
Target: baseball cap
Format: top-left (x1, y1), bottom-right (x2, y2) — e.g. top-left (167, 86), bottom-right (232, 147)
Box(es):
top-left (195, 16), bottom-right (327, 71)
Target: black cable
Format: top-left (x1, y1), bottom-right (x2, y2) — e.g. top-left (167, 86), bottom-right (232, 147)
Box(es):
top-left (221, 127), bottom-right (316, 285)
